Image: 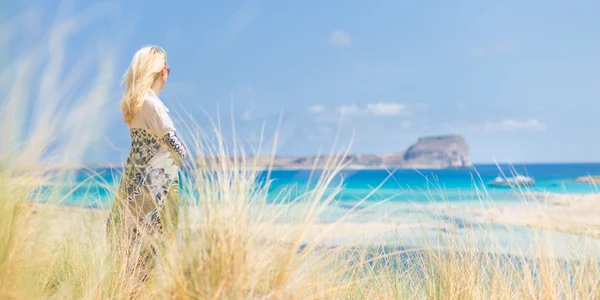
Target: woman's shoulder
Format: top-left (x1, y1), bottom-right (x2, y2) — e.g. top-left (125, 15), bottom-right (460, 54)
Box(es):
top-left (144, 91), bottom-right (170, 112)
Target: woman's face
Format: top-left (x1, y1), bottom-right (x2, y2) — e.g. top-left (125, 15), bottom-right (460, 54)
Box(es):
top-left (157, 61), bottom-right (170, 90)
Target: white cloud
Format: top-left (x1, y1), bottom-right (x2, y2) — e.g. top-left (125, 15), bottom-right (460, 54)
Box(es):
top-left (308, 105), bottom-right (325, 113)
top-left (444, 118), bottom-right (547, 134)
top-left (367, 103), bottom-right (409, 116)
top-left (335, 102), bottom-right (410, 117)
top-left (335, 104), bottom-right (357, 114)
top-left (484, 119), bottom-right (547, 132)
top-left (329, 30), bottom-right (352, 47)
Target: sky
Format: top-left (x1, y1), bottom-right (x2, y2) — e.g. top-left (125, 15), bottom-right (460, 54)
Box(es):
top-left (1, 0), bottom-right (600, 164)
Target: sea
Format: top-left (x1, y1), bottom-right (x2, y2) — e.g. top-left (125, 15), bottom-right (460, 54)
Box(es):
top-left (46, 163), bottom-right (600, 255)
top-left (59, 162), bottom-right (600, 209)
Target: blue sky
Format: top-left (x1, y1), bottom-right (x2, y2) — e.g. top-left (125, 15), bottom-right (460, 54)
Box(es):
top-left (2, 0), bottom-right (600, 163)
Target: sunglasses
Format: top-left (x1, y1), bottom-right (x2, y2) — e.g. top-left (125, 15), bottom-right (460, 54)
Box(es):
top-left (165, 67), bottom-right (171, 75)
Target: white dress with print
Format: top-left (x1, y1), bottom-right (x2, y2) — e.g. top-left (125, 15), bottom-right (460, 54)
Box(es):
top-left (108, 89), bottom-right (187, 239)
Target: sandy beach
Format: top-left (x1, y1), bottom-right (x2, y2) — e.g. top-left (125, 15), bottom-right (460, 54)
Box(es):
top-left (447, 193), bottom-right (600, 238)
top-left (31, 191), bottom-right (600, 258)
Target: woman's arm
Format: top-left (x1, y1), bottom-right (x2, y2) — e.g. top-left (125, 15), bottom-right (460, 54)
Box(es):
top-left (146, 96), bottom-right (188, 162)
top-left (164, 131), bottom-right (188, 160)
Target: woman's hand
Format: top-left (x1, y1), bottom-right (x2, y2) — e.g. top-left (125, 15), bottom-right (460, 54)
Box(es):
top-left (164, 131), bottom-right (187, 165)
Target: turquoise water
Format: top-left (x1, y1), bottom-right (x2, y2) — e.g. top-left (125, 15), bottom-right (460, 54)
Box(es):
top-left (38, 163), bottom-right (600, 256)
top-left (52, 163), bottom-right (600, 209)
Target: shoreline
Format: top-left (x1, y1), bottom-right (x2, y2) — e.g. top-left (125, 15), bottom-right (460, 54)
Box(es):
top-left (32, 191), bottom-right (600, 255)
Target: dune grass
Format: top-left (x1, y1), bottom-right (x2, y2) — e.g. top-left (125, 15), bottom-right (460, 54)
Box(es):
top-left (4, 6), bottom-right (600, 300)
top-left (3, 115), bottom-right (600, 299)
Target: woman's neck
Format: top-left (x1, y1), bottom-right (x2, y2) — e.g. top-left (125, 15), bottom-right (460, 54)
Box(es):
top-left (150, 86), bottom-right (160, 97)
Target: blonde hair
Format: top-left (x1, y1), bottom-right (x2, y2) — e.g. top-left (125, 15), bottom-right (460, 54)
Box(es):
top-left (120, 45), bottom-right (167, 124)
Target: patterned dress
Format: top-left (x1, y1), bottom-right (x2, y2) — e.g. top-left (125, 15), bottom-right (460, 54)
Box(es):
top-left (107, 89), bottom-right (187, 248)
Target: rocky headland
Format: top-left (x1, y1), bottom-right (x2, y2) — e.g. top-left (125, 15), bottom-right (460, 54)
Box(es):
top-left (256, 135), bottom-right (472, 170)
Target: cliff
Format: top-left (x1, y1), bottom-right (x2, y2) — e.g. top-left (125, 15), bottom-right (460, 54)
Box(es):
top-left (250, 135), bottom-right (471, 170)
top-left (401, 135), bottom-right (471, 169)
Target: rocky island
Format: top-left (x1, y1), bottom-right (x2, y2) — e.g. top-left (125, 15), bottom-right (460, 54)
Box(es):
top-left (249, 135), bottom-right (471, 170)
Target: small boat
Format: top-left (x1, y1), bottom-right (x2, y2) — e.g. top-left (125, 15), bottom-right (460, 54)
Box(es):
top-left (488, 174), bottom-right (535, 187)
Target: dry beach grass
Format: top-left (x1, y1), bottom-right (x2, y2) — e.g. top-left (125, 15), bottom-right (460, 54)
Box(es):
top-left (4, 6), bottom-right (600, 300)
top-left (6, 185), bottom-right (600, 299)
top-left (6, 159), bottom-right (600, 299)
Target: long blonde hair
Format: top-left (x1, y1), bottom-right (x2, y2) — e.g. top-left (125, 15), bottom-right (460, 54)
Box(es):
top-left (120, 45), bottom-right (167, 124)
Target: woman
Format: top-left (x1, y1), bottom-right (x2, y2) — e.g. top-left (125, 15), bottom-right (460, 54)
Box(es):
top-left (107, 45), bottom-right (187, 269)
